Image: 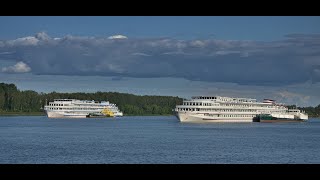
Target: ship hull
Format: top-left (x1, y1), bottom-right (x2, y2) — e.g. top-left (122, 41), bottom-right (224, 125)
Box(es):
top-left (259, 119), bottom-right (306, 123)
top-left (254, 114), bottom-right (307, 123)
top-left (46, 111), bottom-right (87, 118)
top-left (176, 112), bottom-right (253, 123)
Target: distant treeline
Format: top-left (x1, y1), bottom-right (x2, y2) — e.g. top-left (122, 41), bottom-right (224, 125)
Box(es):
top-left (0, 83), bottom-right (182, 115)
top-left (1, 82), bottom-right (320, 117)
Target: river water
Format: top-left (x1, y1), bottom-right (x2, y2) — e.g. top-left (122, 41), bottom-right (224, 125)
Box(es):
top-left (0, 116), bottom-right (319, 164)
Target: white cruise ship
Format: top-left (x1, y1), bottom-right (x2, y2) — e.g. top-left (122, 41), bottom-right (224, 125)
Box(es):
top-left (44, 99), bottom-right (123, 118)
top-left (174, 96), bottom-right (308, 123)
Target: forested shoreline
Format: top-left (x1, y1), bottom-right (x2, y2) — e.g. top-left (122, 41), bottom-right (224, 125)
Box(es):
top-left (0, 83), bottom-right (182, 116)
top-left (1, 82), bottom-right (320, 117)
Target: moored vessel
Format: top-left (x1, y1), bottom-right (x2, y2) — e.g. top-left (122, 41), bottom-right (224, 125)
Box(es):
top-left (174, 96), bottom-right (308, 123)
top-left (44, 99), bottom-right (123, 118)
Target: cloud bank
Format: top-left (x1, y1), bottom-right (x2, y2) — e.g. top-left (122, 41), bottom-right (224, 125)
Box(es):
top-left (1, 32), bottom-right (320, 86)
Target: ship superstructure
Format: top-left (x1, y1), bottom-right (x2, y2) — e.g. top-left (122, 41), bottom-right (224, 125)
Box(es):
top-left (44, 99), bottom-right (123, 118)
top-left (174, 96), bottom-right (308, 122)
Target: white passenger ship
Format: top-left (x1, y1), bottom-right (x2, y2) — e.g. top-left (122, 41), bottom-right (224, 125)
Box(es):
top-left (174, 96), bottom-right (308, 123)
top-left (44, 99), bottom-right (123, 118)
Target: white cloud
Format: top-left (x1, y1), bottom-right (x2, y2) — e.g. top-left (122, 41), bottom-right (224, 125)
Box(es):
top-left (1, 61), bottom-right (31, 73)
top-left (162, 51), bottom-right (191, 55)
top-left (190, 40), bottom-right (206, 47)
top-left (1, 32), bottom-right (320, 87)
top-left (108, 35), bottom-right (128, 39)
top-left (35, 32), bottom-right (51, 41)
top-left (0, 51), bottom-right (14, 55)
top-left (6, 36), bottom-right (39, 46)
top-left (215, 50), bottom-right (241, 55)
top-left (131, 52), bottom-right (151, 56)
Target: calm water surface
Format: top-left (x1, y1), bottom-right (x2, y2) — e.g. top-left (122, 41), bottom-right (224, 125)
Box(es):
top-left (0, 116), bottom-right (319, 164)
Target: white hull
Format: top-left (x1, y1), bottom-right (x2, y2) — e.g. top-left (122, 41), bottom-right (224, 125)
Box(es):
top-left (298, 113), bottom-right (308, 120)
top-left (271, 113), bottom-right (295, 119)
top-left (271, 113), bottom-right (308, 120)
top-left (176, 112), bottom-right (253, 123)
top-left (46, 111), bottom-right (87, 118)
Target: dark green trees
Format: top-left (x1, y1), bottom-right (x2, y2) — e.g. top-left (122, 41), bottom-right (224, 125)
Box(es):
top-left (0, 82), bottom-right (182, 115)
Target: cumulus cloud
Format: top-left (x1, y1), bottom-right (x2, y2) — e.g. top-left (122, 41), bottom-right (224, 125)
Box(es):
top-left (1, 61), bottom-right (31, 73)
top-left (131, 52), bottom-right (152, 56)
top-left (35, 32), bottom-right (51, 41)
top-left (1, 32), bottom-right (320, 86)
top-left (108, 35), bottom-right (128, 39)
top-left (6, 36), bottom-right (39, 46)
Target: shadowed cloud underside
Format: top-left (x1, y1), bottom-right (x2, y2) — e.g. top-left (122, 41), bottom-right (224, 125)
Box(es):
top-left (1, 32), bottom-right (320, 86)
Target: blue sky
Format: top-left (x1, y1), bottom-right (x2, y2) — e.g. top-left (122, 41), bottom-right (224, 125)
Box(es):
top-left (1, 16), bottom-right (320, 106)
top-left (1, 16), bottom-right (320, 40)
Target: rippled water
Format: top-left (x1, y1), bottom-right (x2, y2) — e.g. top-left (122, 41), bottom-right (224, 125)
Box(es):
top-left (0, 116), bottom-right (319, 164)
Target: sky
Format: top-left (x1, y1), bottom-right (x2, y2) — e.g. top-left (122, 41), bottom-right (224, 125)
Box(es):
top-left (1, 16), bottom-right (320, 106)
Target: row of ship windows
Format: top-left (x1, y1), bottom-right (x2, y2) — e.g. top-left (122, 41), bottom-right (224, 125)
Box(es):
top-left (48, 104), bottom-right (111, 108)
top-left (177, 108), bottom-right (287, 112)
top-left (197, 97), bottom-right (217, 99)
top-left (177, 108), bottom-right (286, 114)
top-left (205, 114), bottom-right (255, 117)
top-left (220, 99), bottom-right (253, 102)
top-left (48, 108), bottom-right (100, 110)
top-left (49, 104), bottom-right (64, 106)
top-left (178, 108), bottom-right (257, 112)
top-left (194, 97), bottom-right (254, 102)
top-left (182, 102), bottom-right (276, 108)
